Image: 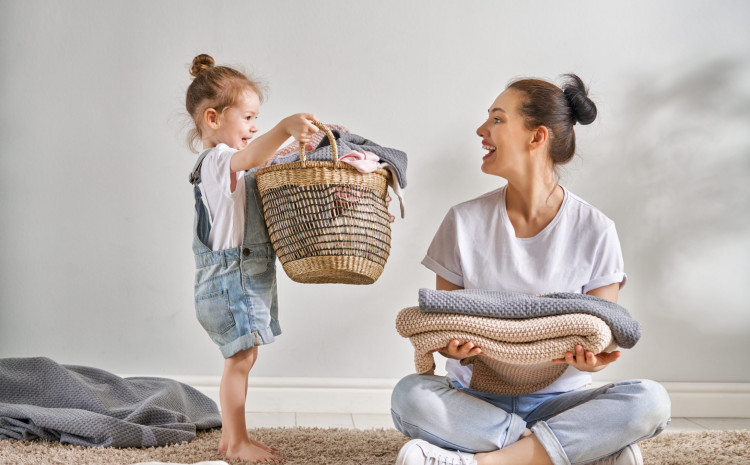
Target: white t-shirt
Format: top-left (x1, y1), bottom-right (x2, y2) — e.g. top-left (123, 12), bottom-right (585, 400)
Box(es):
top-left (422, 184), bottom-right (627, 394)
top-left (200, 143), bottom-right (246, 251)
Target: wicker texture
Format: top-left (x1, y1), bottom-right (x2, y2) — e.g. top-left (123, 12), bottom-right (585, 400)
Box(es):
top-left (395, 306), bottom-right (615, 395)
top-left (256, 121), bottom-right (391, 284)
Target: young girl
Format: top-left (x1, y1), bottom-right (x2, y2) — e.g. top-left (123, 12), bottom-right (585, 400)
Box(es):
top-left (185, 53), bottom-right (317, 463)
top-left (391, 75), bottom-right (670, 465)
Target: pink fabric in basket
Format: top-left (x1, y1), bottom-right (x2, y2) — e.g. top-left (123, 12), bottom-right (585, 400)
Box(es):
top-left (339, 150), bottom-right (380, 173)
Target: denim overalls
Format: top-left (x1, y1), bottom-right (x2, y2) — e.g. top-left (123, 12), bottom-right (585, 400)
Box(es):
top-left (189, 150), bottom-right (280, 358)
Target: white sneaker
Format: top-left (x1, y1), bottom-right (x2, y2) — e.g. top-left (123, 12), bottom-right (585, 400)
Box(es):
top-left (396, 439), bottom-right (477, 465)
top-left (587, 444), bottom-right (643, 465)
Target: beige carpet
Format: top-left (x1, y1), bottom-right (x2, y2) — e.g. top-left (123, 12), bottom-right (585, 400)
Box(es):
top-left (0, 428), bottom-right (748, 465)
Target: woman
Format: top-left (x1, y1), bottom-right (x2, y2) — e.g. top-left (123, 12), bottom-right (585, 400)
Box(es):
top-left (391, 75), bottom-right (670, 465)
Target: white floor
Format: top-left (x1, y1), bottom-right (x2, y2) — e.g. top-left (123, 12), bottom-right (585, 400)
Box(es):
top-left (246, 413), bottom-right (750, 432)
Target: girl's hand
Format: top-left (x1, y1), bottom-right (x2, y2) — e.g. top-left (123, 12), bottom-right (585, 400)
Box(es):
top-left (436, 339), bottom-right (482, 360)
top-left (230, 114), bottom-right (318, 173)
top-left (283, 113), bottom-right (319, 144)
top-left (553, 345), bottom-right (621, 372)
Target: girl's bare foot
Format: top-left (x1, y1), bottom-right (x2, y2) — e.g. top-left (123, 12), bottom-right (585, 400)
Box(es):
top-left (220, 435), bottom-right (281, 455)
top-left (224, 440), bottom-right (284, 463)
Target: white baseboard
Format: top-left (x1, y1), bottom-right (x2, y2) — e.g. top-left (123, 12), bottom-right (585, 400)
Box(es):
top-left (171, 376), bottom-right (750, 418)
top-left (655, 382), bottom-right (750, 418)
top-left (176, 376), bottom-right (396, 414)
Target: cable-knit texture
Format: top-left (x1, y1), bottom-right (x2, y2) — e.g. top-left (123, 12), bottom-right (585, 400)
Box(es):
top-left (396, 307), bottom-right (615, 395)
top-left (419, 289), bottom-right (640, 348)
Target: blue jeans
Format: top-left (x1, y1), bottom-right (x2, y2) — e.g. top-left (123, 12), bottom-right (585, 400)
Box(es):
top-left (391, 374), bottom-right (671, 465)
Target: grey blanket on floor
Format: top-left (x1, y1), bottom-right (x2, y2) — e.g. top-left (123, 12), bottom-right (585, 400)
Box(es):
top-left (418, 289), bottom-right (641, 348)
top-left (0, 357), bottom-right (221, 447)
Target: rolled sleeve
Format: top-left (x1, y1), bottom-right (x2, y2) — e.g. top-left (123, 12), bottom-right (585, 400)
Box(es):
top-left (422, 208), bottom-right (464, 286)
top-left (422, 255), bottom-right (464, 287)
top-left (584, 223), bottom-right (627, 292)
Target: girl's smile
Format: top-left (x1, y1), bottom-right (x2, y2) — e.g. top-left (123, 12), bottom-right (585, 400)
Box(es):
top-left (207, 90), bottom-right (260, 150)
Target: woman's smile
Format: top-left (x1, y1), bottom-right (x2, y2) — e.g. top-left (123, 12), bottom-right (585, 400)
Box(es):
top-left (482, 142), bottom-right (497, 160)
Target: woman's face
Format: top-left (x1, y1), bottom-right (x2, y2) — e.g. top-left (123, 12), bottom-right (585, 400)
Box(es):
top-left (476, 89), bottom-right (533, 178)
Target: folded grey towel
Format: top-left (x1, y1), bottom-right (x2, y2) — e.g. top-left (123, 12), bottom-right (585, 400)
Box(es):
top-left (418, 289), bottom-right (640, 348)
top-left (0, 357), bottom-right (221, 447)
top-left (271, 131), bottom-right (408, 188)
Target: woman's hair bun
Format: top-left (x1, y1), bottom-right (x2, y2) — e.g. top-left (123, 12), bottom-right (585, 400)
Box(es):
top-left (190, 54), bottom-right (215, 78)
top-left (561, 74), bottom-right (597, 125)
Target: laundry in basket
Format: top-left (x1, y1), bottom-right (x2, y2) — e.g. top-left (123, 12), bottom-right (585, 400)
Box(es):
top-left (255, 121), bottom-right (395, 284)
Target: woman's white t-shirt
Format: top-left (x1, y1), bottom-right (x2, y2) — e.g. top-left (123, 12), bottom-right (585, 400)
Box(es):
top-left (422, 184), bottom-right (627, 394)
top-left (200, 143), bottom-right (246, 251)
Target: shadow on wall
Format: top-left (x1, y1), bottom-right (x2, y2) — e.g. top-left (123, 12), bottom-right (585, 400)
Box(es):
top-left (587, 59), bottom-right (750, 334)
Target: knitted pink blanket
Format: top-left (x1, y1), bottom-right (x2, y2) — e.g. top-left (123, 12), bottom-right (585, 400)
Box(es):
top-left (396, 307), bottom-right (615, 395)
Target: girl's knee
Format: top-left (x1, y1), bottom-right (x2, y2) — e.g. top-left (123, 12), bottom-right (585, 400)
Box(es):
top-left (225, 346), bottom-right (258, 373)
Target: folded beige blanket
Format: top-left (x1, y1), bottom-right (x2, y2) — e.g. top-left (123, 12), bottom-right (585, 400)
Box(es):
top-left (396, 307), bottom-right (615, 395)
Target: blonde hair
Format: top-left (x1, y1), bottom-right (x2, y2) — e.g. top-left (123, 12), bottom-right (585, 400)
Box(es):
top-left (185, 54), bottom-right (266, 152)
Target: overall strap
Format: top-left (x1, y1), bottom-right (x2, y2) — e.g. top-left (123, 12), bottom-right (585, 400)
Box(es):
top-left (189, 149), bottom-right (213, 185)
top-left (190, 149), bottom-right (215, 243)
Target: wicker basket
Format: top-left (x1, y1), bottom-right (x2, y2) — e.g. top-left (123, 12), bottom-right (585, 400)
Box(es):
top-left (255, 121), bottom-right (392, 284)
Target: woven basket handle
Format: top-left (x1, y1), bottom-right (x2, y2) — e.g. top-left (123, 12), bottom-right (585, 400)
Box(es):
top-left (299, 120), bottom-right (339, 166)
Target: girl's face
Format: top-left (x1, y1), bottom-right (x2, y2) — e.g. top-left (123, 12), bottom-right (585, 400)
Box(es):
top-left (214, 90), bottom-right (260, 150)
top-left (476, 89), bottom-right (534, 178)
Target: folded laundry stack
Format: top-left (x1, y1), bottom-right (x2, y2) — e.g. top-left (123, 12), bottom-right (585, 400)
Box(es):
top-left (396, 289), bottom-right (641, 396)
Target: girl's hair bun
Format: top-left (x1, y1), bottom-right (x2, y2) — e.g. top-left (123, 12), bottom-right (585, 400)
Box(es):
top-left (562, 74), bottom-right (597, 125)
top-left (190, 54), bottom-right (215, 78)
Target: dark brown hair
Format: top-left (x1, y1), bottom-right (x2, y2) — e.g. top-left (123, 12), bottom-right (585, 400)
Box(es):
top-left (507, 74), bottom-right (596, 165)
top-left (185, 54), bottom-right (266, 152)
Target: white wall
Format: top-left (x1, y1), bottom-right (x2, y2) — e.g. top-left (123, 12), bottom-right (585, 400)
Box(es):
top-left (1, 0), bottom-right (749, 385)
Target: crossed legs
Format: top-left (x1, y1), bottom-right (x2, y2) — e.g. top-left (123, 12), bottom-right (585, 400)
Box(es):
top-left (391, 374), bottom-right (670, 465)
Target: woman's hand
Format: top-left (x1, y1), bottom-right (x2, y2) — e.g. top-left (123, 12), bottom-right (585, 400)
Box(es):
top-left (436, 339), bottom-right (482, 360)
top-left (283, 113), bottom-right (319, 144)
top-left (553, 344), bottom-right (621, 372)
